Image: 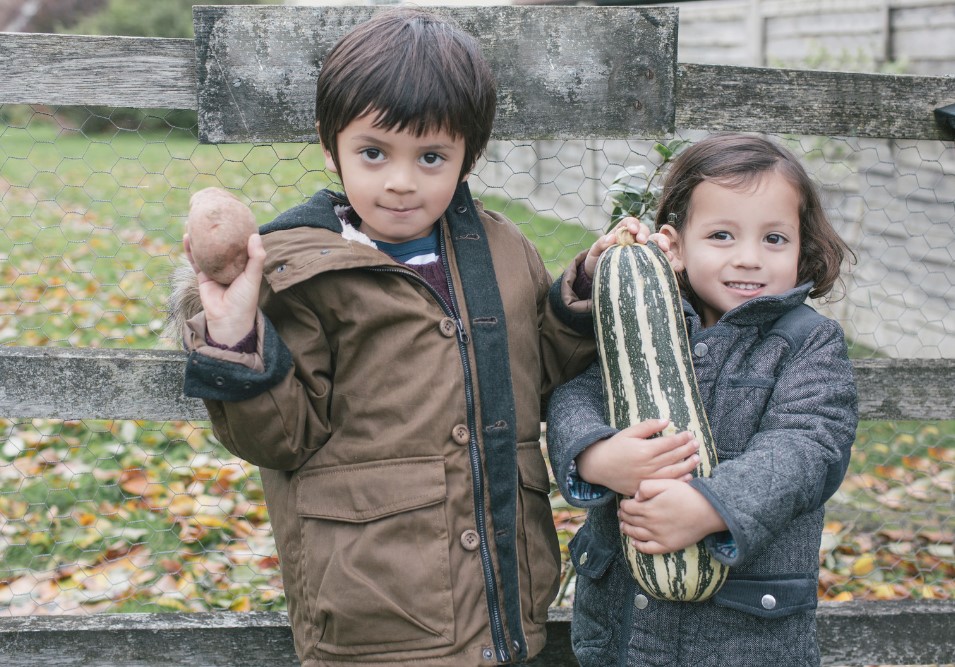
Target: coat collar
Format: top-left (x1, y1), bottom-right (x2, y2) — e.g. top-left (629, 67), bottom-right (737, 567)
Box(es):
top-left (683, 282), bottom-right (814, 334)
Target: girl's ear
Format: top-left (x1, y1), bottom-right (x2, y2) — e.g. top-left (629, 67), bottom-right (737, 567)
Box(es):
top-left (658, 224), bottom-right (685, 272)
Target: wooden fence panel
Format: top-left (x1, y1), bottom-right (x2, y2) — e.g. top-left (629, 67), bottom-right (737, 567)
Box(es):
top-left (192, 5), bottom-right (678, 144)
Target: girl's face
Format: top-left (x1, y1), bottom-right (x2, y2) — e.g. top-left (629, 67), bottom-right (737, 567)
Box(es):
top-left (324, 112), bottom-right (467, 244)
top-left (660, 170), bottom-right (801, 328)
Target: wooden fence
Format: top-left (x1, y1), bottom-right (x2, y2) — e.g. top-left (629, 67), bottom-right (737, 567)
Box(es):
top-left (1, 5), bottom-right (954, 666)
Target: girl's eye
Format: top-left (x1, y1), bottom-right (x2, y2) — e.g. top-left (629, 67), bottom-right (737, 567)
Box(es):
top-left (709, 231), bottom-right (732, 241)
top-left (360, 148), bottom-right (384, 162)
top-left (420, 152), bottom-right (445, 166)
top-left (765, 233), bottom-right (789, 245)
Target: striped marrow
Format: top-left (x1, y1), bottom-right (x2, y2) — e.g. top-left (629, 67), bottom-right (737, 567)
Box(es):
top-left (593, 229), bottom-right (728, 602)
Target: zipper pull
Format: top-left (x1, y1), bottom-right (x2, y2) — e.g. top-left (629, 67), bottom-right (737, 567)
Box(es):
top-left (455, 318), bottom-right (470, 344)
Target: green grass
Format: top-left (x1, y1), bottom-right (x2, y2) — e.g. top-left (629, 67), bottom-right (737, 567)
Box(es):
top-left (1, 117), bottom-right (950, 614)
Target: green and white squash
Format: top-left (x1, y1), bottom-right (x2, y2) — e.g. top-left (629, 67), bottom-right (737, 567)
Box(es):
top-left (593, 229), bottom-right (728, 602)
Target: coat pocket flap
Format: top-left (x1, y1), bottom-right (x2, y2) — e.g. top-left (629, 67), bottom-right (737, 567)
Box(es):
top-left (297, 456), bottom-right (446, 523)
top-left (517, 444), bottom-right (551, 494)
top-left (568, 524), bottom-right (616, 579)
top-left (714, 573), bottom-right (817, 619)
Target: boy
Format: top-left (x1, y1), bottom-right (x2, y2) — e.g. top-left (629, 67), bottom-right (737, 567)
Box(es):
top-left (174, 7), bottom-right (662, 665)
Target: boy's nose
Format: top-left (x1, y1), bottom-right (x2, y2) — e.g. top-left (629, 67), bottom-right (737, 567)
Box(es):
top-left (384, 167), bottom-right (416, 193)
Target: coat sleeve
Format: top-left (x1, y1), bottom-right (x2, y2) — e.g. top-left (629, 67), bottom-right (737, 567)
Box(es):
top-left (525, 239), bottom-right (599, 403)
top-left (182, 286), bottom-right (334, 472)
top-left (545, 361), bottom-right (618, 508)
top-left (690, 319), bottom-right (858, 566)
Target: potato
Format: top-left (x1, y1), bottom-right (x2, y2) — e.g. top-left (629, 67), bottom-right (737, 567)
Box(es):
top-left (186, 187), bottom-right (258, 285)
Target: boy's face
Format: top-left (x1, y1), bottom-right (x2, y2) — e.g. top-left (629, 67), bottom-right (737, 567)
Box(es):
top-left (323, 113), bottom-right (467, 244)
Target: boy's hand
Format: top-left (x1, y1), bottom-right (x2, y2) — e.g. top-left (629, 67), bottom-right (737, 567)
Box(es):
top-left (618, 479), bottom-right (727, 554)
top-left (184, 232), bottom-right (265, 346)
top-left (575, 419), bottom-right (700, 497)
top-left (583, 217), bottom-right (671, 278)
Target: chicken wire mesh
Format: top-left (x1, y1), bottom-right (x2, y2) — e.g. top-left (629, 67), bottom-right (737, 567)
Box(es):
top-left (0, 104), bottom-right (952, 616)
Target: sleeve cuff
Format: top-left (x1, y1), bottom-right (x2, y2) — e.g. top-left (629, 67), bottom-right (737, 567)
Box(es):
top-left (183, 312), bottom-right (293, 401)
top-left (548, 249), bottom-right (594, 335)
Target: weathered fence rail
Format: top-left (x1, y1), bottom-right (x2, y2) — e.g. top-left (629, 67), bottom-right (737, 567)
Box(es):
top-left (1, 4), bottom-right (953, 666)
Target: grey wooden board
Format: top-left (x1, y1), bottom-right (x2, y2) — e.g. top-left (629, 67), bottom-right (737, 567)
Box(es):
top-left (1, 31), bottom-right (952, 140)
top-left (0, 33), bottom-right (195, 109)
top-left (0, 602), bottom-right (951, 667)
top-left (0, 346), bottom-right (206, 421)
top-left (193, 4), bottom-right (678, 143)
top-left (0, 347), bottom-right (952, 422)
top-left (677, 62), bottom-right (955, 141)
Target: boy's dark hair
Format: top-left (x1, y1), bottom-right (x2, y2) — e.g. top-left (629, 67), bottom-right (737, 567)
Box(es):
top-left (656, 133), bottom-right (855, 302)
top-left (315, 7), bottom-right (497, 181)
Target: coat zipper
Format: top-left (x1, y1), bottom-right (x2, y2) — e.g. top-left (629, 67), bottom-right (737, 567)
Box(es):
top-left (369, 233), bottom-right (510, 662)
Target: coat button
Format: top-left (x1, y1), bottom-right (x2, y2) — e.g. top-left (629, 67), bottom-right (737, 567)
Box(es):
top-left (452, 424), bottom-right (470, 445)
top-left (439, 317), bottom-right (457, 337)
top-left (579, 551), bottom-right (588, 565)
top-left (693, 342), bottom-right (708, 357)
top-left (634, 594), bottom-right (649, 609)
top-left (761, 594), bottom-right (777, 610)
top-left (214, 376), bottom-right (225, 386)
top-left (460, 529), bottom-right (480, 551)
top-left (481, 648), bottom-right (494, 661)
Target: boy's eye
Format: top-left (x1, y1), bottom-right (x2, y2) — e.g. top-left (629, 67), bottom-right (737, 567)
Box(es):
top-left (420, 152), bottom-right (445, 166)
top-left (765, 233), bottom-right (788, 245)
top-left (360, 148), bottom-right (384, 162)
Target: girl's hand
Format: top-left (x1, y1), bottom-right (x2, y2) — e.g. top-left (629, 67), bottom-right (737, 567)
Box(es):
top-left (618, 479), bottom-right (727, 554)
top-left (647, 232), bottom-right (676, 264)
top-left (582, 217), bottom-right (652, 278)
top-left (575, 419), bottom-right (700, 497)
top-left (184, 232), bottom-right (265, 346)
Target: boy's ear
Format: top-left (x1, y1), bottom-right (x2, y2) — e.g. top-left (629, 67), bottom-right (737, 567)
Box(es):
top-left (316, 122), bottom-right (339, 174)
top-left (658, 224), bottom-right (685, 272)
top-left (323, 147), bottom-right (339, 175)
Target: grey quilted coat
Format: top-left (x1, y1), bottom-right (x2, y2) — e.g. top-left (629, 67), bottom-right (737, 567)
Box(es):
top-left (546, 284), bottom-right (858, 667)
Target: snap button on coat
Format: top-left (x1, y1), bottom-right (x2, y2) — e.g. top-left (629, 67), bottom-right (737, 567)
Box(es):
top-left (693, 342), bottom-right (708, 357)
top-left (439, 317), bottom-right (457, 337)
top-left (452, 424), bottom-right (470, 445)
top-left (634, 594), bottom-right (649, 609)
top-left (761, 594), bottom-right (777, 610)
top-left (460, 530), bottom-right (480, 551)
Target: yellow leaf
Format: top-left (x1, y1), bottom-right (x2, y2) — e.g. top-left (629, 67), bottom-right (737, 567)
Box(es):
top-left (873, 584), bottom-right (896, 600)
top-left (831, 591), bottom-right (854, 602)
top-left (851, 554), bottom-right (877, 577)
top-left (193, 514), bottom-right (228, 529)
top-left (230, 596), bottom-right (252, 612)
top-left (168, 495), bottom-right (197, 517)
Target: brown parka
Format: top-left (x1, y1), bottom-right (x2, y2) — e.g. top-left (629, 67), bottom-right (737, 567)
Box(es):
top-left (177, 184), bottom-right (596, 666)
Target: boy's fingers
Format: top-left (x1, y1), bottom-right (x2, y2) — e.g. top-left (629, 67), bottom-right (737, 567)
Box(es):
top-left (183, 234), bottom-right (201, 275)
top-left (245, 234), bottom-right (266, 272)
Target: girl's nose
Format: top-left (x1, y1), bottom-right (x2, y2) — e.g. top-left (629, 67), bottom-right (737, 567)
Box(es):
top-left (732, 242), bottom-right (763, 268)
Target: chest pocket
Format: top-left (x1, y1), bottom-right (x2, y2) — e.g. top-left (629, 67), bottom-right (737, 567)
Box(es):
top-left (711, 376), bottom-right (775, 457)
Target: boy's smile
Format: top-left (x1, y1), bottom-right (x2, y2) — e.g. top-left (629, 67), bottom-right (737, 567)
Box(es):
top-left (323, 113), bottom-right (467, 245)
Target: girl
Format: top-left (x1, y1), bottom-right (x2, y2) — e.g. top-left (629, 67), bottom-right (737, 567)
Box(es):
top-left (547, 133), bottom-right (859, 666)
